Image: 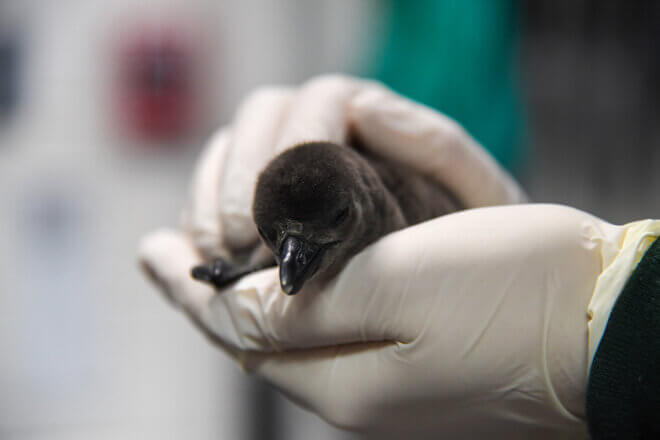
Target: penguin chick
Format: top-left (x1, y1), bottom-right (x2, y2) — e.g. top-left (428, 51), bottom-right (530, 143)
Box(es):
top-left (192, 141), bottom-right (462, 295)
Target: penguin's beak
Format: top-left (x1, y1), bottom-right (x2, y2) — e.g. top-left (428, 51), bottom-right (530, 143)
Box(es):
top-left (279, 235), bottom-right (321, 295)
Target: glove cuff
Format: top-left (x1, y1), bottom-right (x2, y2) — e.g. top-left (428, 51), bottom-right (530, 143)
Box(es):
top-left (586, 236), bottom-right (660, 439)
top-left (588, 220), bottom-right (660, 366)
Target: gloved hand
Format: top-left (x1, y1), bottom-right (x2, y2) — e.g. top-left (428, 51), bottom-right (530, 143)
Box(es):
top-left (139, 76), bottom-right (653, 438)
top-left (142, 202), bottom-right (657, 439)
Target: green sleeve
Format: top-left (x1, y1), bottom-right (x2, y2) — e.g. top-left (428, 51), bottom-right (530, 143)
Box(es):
top-left (361, 0), bottom-right (525, 172)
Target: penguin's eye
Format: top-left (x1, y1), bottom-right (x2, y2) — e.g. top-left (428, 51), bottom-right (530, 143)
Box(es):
top-left (332, 207), bottom-right (349, 226)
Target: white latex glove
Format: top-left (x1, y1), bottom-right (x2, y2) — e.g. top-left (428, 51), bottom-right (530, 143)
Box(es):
top-left (138, 76), bottom-right (643, 439)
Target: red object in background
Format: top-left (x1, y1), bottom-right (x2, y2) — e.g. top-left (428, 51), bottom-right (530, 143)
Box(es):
top-left (117, 27), bottom-right (197, 141)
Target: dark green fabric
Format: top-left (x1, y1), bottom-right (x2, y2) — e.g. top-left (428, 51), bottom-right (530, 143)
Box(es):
top-left (361, 0), bottom-right (525, 172)
top-left (587, 237), bottom-right (660, 439)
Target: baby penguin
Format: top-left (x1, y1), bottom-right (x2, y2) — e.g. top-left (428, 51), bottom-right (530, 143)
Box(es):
top-left (192, 141), bottom-right (462, 295)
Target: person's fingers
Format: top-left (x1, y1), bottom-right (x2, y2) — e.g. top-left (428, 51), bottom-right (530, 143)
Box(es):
top-left (219, 87), bottom-right (295, 250)
top-left (138, 228), bottom-right (286, 351)
top-left (138, 229), bottom-right (216, 313)
top-left (348, 85), bottom-right (527, 208)
top-left (138, 229), bottom-right (246, 360)
top-left (274, 74), bottom-right (367, 153)
top-left (181, 128), bottom-right (232, 260)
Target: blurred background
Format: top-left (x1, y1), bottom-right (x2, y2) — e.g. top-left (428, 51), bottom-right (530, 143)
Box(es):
top-left (1, 1), bottom-right (658, 439)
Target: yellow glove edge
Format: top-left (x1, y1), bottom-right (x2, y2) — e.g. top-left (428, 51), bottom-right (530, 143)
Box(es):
top-left (587, 219), bottom-right (660, 372)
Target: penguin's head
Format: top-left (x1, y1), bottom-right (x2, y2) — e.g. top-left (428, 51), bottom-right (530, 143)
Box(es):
top-left (252, 142), bottom-right (375, 295)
